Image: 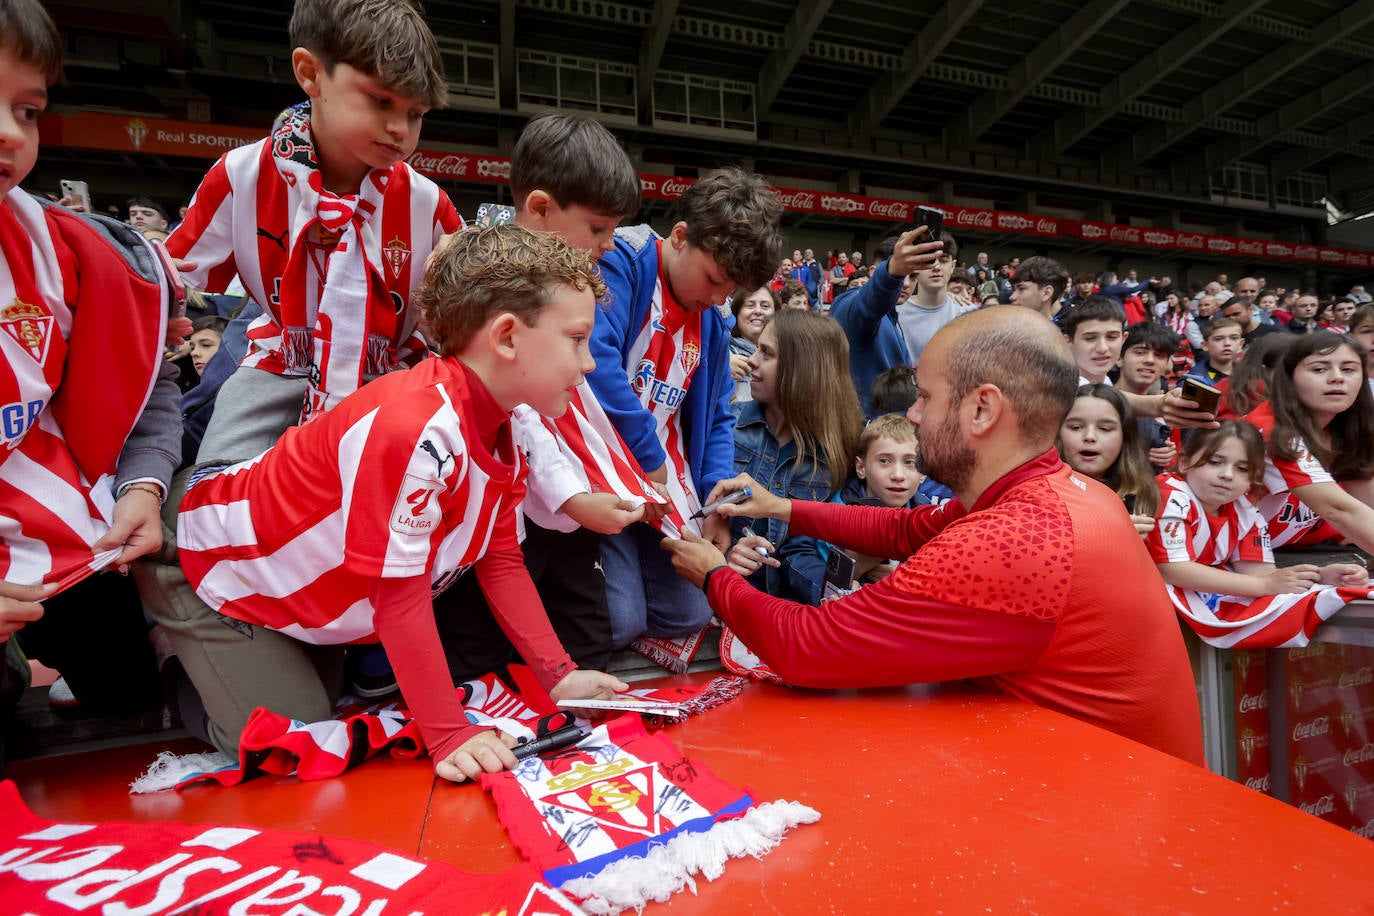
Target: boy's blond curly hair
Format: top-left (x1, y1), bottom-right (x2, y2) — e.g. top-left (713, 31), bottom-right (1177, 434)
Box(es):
top-left (416, 225), bottom-right (608, 355)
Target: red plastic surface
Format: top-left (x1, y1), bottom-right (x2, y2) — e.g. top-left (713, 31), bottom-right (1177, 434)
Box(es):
top-left (12, 675), bottom-right (1374, 912)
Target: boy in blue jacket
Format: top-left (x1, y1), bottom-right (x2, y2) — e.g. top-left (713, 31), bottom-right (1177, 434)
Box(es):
top-left (585, 168), bottom-right (782, 646)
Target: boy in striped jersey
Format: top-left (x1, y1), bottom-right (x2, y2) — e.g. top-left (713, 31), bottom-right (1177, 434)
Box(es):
top-left (586, 168), bottom-right (784, 646)
top-left (179, 226), bottom-right (627, 784)
top-left (0, 0), bottom-right (181, 727)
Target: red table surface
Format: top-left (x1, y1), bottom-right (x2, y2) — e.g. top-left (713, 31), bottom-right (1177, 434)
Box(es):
top-left (11, 674), bottom-right (1374, 914)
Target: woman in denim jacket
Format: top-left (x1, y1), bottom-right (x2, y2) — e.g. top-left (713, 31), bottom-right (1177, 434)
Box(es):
top-left (727, 309), bottom-right (864, 604)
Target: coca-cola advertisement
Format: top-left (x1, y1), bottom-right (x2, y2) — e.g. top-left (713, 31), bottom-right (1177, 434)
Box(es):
top-left (1283, 644), bottom-right (1374, 833)
top-left (1233, 649), bottom-right (1271, 796)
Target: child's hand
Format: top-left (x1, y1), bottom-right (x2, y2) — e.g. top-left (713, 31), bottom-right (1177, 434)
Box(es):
top-left (1160, 388), bottom-right (1220, 430)
top-left (561, 492), bottom-right (646, 535)
top-left (729, 352), bottom-right (751, 382)
top-left (1130, 514), bottom-right (1156, 538)
top-left (1260, 564), bottom-right (1322, 595)
top-left (725, 534), bottom-right (779, 576)
top-left (550, 670), bottom-right (631, 712)
top-left (434, 730), bottom-right (518, 784)
top-left (95, 486), bottom-right (164, 567)
top-left (1321, 563), bottom-right (1369, 588)
top-left (1147, 441), bottom-right (1177, 469)
top-left (0, 580), bottom-right (51, 642)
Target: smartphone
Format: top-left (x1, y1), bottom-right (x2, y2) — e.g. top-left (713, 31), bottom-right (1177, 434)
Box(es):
top-left (1180, 377), bottom-right (1222, 415)
top-left (913, 205), bottom-right (944, 240)
top-left (149, 237), bottom-right (188, 317)
top-left (1123, 493), bottom-right (1137, 514)
top-left (823, 550), bottom-right (857, 601)
top-left (59, 179), bottom-right (92, 213)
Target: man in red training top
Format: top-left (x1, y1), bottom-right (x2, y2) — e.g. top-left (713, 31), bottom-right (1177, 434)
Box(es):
top-left (664, 306), bottom-right (1204, 765)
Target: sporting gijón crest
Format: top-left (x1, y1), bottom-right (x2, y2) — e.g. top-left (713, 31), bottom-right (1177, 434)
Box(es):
top-left (383, 235), bottom-right (412, 282)
top-left (1, 299), bottom-right (52, 364)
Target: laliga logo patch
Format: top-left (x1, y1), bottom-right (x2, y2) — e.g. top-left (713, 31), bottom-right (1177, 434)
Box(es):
top-left (383, 235), bottom-right (411, 282)
top-left (1, 298), bottom-right (52, 364)
top-left (391, 473), bottom-right (440, 535)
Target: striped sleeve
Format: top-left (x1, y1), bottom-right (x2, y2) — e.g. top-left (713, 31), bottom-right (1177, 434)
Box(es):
top-left (166, 146), bottom-right (254, 294)
top-left (1148, 482), bottom-right (1199, 564)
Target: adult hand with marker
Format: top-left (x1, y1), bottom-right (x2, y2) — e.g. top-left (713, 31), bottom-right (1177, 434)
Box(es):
top-left (700, 473), bottom-right (792, 523)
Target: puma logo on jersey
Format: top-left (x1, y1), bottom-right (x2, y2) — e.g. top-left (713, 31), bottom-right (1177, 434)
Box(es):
top-left (419, 439), bottom-right (453, 476)
top-left (257, 227), bottom-right (288, 251)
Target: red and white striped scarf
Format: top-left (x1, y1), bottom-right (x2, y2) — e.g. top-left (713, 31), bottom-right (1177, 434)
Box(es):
top-left (0, 191), bottom-right (165, 588)
top-left (268, 103), bottom-right (397, 422)
top-left (622, 241), bottom-right (705, 531)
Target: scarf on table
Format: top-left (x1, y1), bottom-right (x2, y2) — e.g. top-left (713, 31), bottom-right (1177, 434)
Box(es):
top-left (270, 103), bottom-right (396, 422)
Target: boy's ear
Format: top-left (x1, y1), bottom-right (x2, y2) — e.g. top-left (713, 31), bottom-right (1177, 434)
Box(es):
top-left (667, 221), bottom-right (690, 250)
top-left (523, 190), bottom-right (553, 223)
top-left (487, 312), bottom-right (520, 360)
top-left (293, 48), bottom-right (324, 98)
top-left (854, 455), bottom-right (865, 478)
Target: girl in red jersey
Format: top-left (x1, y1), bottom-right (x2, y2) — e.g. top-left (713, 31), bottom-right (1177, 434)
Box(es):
top-left (1056, 384), bottom-right (1159, 537)
top-left (1149, 421), bottom-right (1370, 648)
top-left (1243, 331), bottom-right (1374, 553)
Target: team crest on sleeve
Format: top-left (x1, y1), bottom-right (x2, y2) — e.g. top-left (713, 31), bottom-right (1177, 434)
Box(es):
top-left (382, 235), bottom-right (411, 281)
top-left (1, 299), bottom-right (53, 364)
top-left (391, 473), bottom-right (441, 535)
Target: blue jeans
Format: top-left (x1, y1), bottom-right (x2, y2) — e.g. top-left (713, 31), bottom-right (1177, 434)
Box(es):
top-left (600, 523), bottom-right (713, 647)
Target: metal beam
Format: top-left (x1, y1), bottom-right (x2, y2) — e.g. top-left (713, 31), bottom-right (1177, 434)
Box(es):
top-left (1177, 62), bottom-right (1374, 183)
top-left (954, 0), bottom-right (1131, 147)
top-left (1271, 111), bottom-right (1374, 185)
top-left (499, 0), bottom-right (516, 110)
top-left (1105, 0), bottom-right (1374, 173)
top-left (849, 0), bottom-right (986, 140)
top-left (1030, 0), bottom-right (1265, 159)
top-left (636, 0), bottom-right (680, 118)
top-left (757, 0), bottom-right (834, 115)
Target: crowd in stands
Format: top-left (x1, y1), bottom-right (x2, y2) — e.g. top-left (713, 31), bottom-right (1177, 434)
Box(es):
top-left (7, 0), bottom-right (1374, 779)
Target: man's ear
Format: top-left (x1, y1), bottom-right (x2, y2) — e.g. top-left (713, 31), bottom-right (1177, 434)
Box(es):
top-left (293, 48), bottom-right (324, 98)
top-left (965, 383), bottom-right (1005, 437)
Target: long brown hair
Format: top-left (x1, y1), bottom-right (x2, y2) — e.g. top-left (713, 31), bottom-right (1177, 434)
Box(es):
top-left (1267, 331), bottom-right (1374, 480)
top-left (771, 310), bottom-right (864, 494)
top-left (1059, 384), bottom-right (1159, 516)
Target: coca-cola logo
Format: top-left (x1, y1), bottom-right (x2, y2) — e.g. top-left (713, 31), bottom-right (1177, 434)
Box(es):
top-left (998, 214), bottom-right (1032, 231)
top-left (476, 158), bottom-right (510, 179)
top-left (1320, 249), bottom-right (1344, 262)
top-left (1207, 238), bottom-right (1236, 252)
top-left (406, 152), bottom-right (470, 177)
top-left (821, 195), bottom-right (865, 214)
top-left (1238, 692), bottom-right (1268, 713)
top-left (955, 210), bottom-right (993, 228)
top-left (1267, 243), bottom-right (1294, 257)
top-left (1294, 245), bottom-right (1318, 259)
top-left (1243, 774), bottom-right (1271, 793)
top-left (1109, 226), bottom-right (1141, 243)
top-left (1144, 231), bottom-right (1174, 246)
top-left (1035, 218), bottom-right (1057, 234)
top-left (660, 177), bottom-right (694, 197)
top-left (1081, 224), bottom-right (1107, 239)
top-left (1343, 742), bottom-right (1374, 766)
top-left (1288, 644), bottom-right (1326, 660)
top-left (1176, 233), bottom-right (1205, 248)
top-left (1299, 794), bottom-right (1336, 816)
top-left (775, 190), bottom-right (817, 210)
top-left (1292, 716), bottom-right (1331, 741)
top-left (867, 199), bottom-right (908, 220)
top-left (1237, 240), bottom-right (1264, 255)
top-left (1351, 253), bottom-right (1371, 267)
top-left (1339, 667), bottom-right (1374, 689)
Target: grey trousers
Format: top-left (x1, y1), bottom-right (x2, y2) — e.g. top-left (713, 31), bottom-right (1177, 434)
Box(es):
top-left (135, 368), bottom-right (344, 755)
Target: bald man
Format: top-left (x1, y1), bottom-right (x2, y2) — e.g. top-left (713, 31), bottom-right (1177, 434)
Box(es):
top-left (663, 307), bottom-right (1204, 765)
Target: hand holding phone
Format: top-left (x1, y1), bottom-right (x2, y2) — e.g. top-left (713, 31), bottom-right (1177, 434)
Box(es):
top-left (823, 550), bottom-right (857, 602)
top-left (59, 179), bottom-right (91, 213)
top-left (1180, 378), bottom-right (1222, 415)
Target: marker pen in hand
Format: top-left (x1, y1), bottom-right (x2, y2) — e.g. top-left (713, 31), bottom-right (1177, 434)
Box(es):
top-left (512, 724), bottom-right (590, 760)
top-left (691, 486), bottom-right (752, 519)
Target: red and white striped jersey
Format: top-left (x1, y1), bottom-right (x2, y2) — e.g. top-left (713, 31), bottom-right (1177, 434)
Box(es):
top-left (0, 191), bottom-right (165, 588)
top-left (178, 357), bottom-right (525, 644)
top-left (1245, 402), bottom-right (1336, 547)
top-left (1149, 474), bottom-right (1270, 568)
top-left (167, 136), bottom-right (461, 378)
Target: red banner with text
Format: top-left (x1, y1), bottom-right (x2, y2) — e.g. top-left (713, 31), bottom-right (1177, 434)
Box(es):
top-left (40, 111), bottom-right (1372, 269)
